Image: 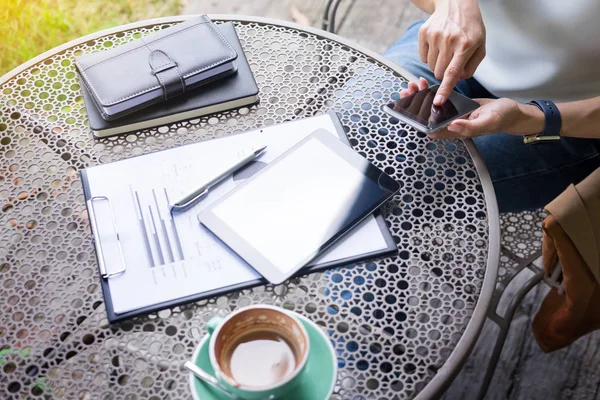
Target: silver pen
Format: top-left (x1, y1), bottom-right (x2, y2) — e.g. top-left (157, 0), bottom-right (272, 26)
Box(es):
top-left (169, 145), bottom-right (267, 213)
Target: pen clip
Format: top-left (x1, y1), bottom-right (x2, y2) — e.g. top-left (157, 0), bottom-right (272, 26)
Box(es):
top-left (170, 188), bottom-right (209, 213)
top-left (88, 196), bottom-right (127, 279)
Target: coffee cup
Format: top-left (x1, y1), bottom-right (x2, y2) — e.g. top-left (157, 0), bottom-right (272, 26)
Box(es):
top-left (206, 305), bottom-right (310, 399)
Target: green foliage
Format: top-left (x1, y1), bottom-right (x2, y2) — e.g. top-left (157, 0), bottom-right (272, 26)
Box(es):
top-left (0, 0), bottom-right (181, 75)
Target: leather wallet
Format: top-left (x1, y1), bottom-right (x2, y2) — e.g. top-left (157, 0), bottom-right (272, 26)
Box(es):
top-left (75, 15), bottom-right (238, 121)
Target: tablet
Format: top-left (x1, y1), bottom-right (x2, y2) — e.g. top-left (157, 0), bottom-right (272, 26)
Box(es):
top-left (198, 129), bottom-right (400, 284)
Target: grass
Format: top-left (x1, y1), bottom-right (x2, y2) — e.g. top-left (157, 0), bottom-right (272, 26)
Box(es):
top-left (0, 0), bottom-right (182, 76)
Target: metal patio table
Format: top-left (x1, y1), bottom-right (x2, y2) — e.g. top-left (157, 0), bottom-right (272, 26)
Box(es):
top-left (0, 15), bottom-right (499, 400)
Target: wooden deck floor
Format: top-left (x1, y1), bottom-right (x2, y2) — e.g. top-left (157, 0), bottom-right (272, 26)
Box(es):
top-left (183, 1), bottom-right (600, 399)
top-left (183, 0), bottom-right (428, 54)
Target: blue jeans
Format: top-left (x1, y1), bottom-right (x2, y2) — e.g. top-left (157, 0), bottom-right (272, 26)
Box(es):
top-left (383, 21), bottom-right (600, 213)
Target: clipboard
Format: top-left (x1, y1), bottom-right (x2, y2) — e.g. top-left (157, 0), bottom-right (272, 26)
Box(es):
top-left (81, 112), bottom-right (397, 323)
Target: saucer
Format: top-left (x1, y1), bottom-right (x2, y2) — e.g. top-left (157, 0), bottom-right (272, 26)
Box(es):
top-left (188, 313), bottom-right (338, 400)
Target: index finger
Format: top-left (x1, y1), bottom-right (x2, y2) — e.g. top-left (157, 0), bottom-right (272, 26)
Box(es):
top-left (434, 55), bottom-right (467, 106)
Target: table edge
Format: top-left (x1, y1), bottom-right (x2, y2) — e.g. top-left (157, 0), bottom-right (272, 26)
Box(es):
top-left (0, 14), bottom-right (500, 399)
top-left (415, 139), bottom-right (500, 399)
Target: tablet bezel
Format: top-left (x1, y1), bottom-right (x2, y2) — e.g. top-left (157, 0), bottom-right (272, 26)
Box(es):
top-left (198, 129), bottom-right (400, 284)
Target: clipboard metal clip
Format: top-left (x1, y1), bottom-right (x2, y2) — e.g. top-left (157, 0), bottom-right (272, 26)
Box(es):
top-left (88, 196), bottom-right (127, 279)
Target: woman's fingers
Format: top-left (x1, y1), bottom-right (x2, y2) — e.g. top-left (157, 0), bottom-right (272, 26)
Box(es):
top-left (434, 48), bottom-right (454, 81)
top-left (427, 44), bottom-right (439, 74)
top-left (418, 25), bottom-right (429, 63)
top-left (400, 77), bottom-right (430, 98)
top-left (408, 81), bottom-right (420, 93)
top-left (435, 53), bottom-right (469, 105)
top-left (462, 45), bottom-right (486, 79)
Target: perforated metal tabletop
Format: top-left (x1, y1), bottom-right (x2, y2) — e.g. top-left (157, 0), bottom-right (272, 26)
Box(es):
top-left (0, 16), bottom-right (499, 399)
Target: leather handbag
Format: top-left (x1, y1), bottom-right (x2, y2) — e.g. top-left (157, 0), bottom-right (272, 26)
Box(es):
top-left (533, 168), bottom-right (600, 352)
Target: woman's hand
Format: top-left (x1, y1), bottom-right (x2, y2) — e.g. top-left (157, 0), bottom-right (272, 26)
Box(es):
top-left (430, 98), bottom-right (540, 139)
top-left (399, 79), bottom-right (545, 139)
top-left (418, 0), bottom-right (486, 105)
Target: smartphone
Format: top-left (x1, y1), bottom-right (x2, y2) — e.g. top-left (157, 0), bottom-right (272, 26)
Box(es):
top-left (383, 84), bottom-right (480, 134)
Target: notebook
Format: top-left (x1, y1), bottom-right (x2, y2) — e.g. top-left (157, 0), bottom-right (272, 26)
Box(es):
top-left (80, 113), bottom-right (397, 322)
top-left (75, 16), bottom-right (238, 120)
top-left (82, 22), bottom-right (259, 138)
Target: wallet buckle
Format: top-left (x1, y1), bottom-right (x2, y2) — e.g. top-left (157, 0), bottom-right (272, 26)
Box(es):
top-left (149, 50), bottom-right (186, 99)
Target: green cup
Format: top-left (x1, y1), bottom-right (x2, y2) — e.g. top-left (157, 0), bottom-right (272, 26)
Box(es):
top-left (206, 305), bottom-right (310, 400)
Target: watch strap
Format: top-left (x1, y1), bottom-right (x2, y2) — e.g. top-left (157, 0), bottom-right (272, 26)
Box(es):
top-left (523, 99), bottom-right (561, 144)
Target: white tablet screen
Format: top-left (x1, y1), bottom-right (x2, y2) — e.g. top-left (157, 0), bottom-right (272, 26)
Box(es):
top-left (210, 135), bottom-right (385, 274)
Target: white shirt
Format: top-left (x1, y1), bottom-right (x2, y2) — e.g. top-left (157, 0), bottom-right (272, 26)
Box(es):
top-left (473, 0), bottom-right (600, 103)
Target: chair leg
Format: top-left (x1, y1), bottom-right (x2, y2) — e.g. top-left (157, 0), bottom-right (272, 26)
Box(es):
top-left (322, 0), bottom-right (345, 33)
top-left (322, 0), bottom-right (335, 31)
top-left (475, 251), bottom-right (545, 400)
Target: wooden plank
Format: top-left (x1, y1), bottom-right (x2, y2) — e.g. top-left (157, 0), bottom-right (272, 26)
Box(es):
top-left (183, 0), bottom-right (274, 18)
top-left (443, 268), bottom-right (543, 399)
top-left (446, 268), bottom-right (600, 400)
top-left (182, 0), bottom-right (354, 28)
top-left (564, 339), bottom-right (600, 399)
top-left (182, 0), bottom-right (424, 53)
top-left (510, 303), bottom-right (600, 400)
top-left (336, 0), bottom-right (428, 53)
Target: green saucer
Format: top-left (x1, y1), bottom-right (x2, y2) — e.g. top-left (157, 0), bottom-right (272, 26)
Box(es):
top-left (188, 313), bottom-right (337, 400)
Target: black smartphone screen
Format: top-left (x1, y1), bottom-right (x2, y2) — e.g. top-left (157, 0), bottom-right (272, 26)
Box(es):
top-left (385, 85), bottom-right (479, 131)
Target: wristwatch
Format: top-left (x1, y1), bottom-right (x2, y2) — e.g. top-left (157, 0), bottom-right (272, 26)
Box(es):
top-left (523, 99), bottom-right (562, 144)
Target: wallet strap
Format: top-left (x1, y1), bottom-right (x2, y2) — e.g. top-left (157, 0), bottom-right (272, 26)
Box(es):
top-left (149, 50), bottom-right (186, 100)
